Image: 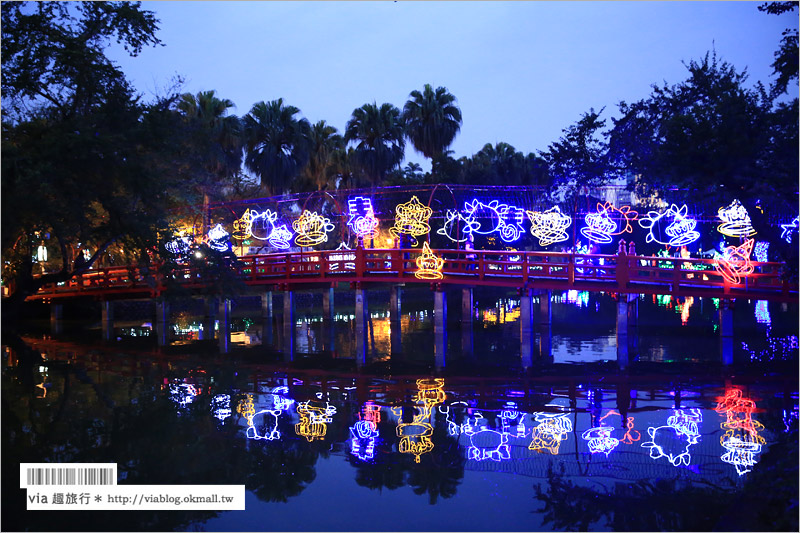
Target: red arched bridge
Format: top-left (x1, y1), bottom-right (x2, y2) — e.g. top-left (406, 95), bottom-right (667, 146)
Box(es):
top-left (28, 248), bottom-right (797, 303)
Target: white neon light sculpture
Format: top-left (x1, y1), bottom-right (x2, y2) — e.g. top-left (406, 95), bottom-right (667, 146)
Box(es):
top-left (347, 196), bottom-right (379, 238)
top-left (465, 427), bottom-right (511, 462)
top-left (638, 204), bottom-right (700, 247)
top-left (720, 432), bottom-right (763, 476)
top-left (499, 401), bottom-right (527, 439)
top-left (390, 196), bottom-right (433, 239)
top-left (717, 199), bottom-right (756, 237)
top-left (169, 383), bottom-right (199, 408)
top-left (329, 242), bottom-right (355, 271)
top-left (641, 409), bottom-right (701, 467)
top-left (211, 394), bottom-right (231, 421)
top-left (166, 235), bottom-right (193, 256)
top-left (233, 209), bottom-right (293, 249)
top-left (207, 224), bottom-right (231, 252)
top-left (437, 210), bottom-right (479, 243)
top-left (292, 210), bottom-right (335, 247)
top-left (239, 387), bottom-right (294, 441)
top-left (780, 217), bottom-right (798, 243)
top-left (526, 206), bottom-right (572, 247)
top-left (581, 426), bottom-right (620, 456)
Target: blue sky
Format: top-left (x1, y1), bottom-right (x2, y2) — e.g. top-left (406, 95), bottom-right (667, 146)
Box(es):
top-left (108, 1), bottom-right (797, 172)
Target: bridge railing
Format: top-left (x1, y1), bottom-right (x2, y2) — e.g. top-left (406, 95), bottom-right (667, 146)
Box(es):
top-left (28, 247), bottom-right (794, 300)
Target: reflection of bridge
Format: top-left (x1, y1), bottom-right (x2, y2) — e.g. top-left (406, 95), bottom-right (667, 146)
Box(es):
top-left (28, 247), bottom-right (797, 363)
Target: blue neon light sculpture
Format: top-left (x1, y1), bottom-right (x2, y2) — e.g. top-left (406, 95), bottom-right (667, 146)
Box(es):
top-left (347, 196), bottom-right (379, 238)
top-left (349, 419), bottom-right (379, 461)
top-left (780, 217), bottom-right (798, 243)
top-left (462, 199), bottom-right (526, 243)
top-left (754, 241), bottom-right (769, 263)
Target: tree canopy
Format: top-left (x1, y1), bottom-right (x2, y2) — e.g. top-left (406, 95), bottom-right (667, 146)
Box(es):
top-left (402, 84), bottom-right (462, 160)
top-left (1, 2), bottom-right (200, 308)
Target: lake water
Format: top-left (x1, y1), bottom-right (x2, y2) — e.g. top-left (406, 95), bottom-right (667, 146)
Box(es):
top-left (3, 290), bottom-right (798, 531)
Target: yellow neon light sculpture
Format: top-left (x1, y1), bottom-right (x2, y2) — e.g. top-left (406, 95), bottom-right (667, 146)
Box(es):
top-left (394, 378), bottom-right (446, 463)
top-left (415, 242), bottom-right (444, 280)
top-left (526, 206), bottom-right (572, 247)
top-left (237, 394), bottom-right (256, 419)
top-left (717, 199), bottom-right (756, 237)
top-left (232, 209), bottom-right (254, 241)
top-left (714, 239), bottom-right (754, 284)
top-left (295, 397), bottom-right (337, 442)
top-left (528, 418), bottom-right (570, 455)
top-left (390, 196), bottom-right (433, 239)
top-left (292, 210), bottom-right (335, 247)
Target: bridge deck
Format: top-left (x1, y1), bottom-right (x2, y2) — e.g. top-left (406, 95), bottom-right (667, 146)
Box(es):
top-left (27, 248), bottom-right (797, 303)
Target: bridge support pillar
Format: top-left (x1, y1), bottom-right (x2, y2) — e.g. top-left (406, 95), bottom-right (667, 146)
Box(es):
top-left (218, 299), bottom-right (231, 354)
top-left (355, 288), bottom-right (368, 365)
top-left (616, 295), bottom-right (636, 369)
top-left (536, 290), bottom-right (552, 360)
top-left (200, 297), bottom-right (217, 341)
top-left (434, 290), bottom-right (447, 370)
top-left (101, 300), bottom-right (114, 341)
top-left (628, 295), bottom-right (638, 328)
top-left (50, 303), bottom-right (63, 335)
top-left (261, 291), bottom-right (273, 346)
top-left (537, 290), bottom-right (552, 326)
top-left (321, 287), bottom-right (336, 355)
top-left (390, 286), bottom-right (402, 356)
top-left (283, 291), bottom-right (295, 360)
top-left (520, 290), bottom-right (534, 369)
top-left (719, 299), bottom-right (734, 365)
top-left (154, 300), bottom-right (170, 347)
top-left (322, 287), bottom-right (334, 321)
top-left (461, 288), bottom-right (474, 358)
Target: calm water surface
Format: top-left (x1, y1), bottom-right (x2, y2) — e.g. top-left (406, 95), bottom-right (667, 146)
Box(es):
top-left (3, 290), bottom-right (798, 531)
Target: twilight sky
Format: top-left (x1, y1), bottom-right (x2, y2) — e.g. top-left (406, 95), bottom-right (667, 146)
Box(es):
top-left (108, 1), bottom-right (797, 172)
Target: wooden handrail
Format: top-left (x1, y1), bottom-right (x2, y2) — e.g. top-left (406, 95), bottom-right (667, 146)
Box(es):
top-left (25, 249), bottom-right (797, 302)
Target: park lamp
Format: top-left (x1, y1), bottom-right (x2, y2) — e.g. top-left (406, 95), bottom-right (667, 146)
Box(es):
top-left (37, 244), bottom-right (48, 263)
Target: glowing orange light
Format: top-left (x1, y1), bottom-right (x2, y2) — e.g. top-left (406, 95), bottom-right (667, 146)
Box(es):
top-left (414, 242), bottom-right (444, 280)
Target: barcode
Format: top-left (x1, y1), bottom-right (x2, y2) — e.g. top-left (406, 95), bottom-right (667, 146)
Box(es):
top-left (25, 467), bottom-right (115, 486)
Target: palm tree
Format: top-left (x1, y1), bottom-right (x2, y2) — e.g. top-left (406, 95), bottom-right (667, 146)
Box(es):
top-left (296, 120), bottom-right (344, 192)
top-left (243, 99), bottom-right (312, 195)
top-left (402, 84), bottom-right (462, 168)
top-left (177, 90), bottom-right (243, 233)
top-left (344, 102), bottom-right (405, 187)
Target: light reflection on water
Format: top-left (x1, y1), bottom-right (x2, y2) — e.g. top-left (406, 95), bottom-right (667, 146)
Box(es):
top-left (4, 338), bottom-right (797, 532)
